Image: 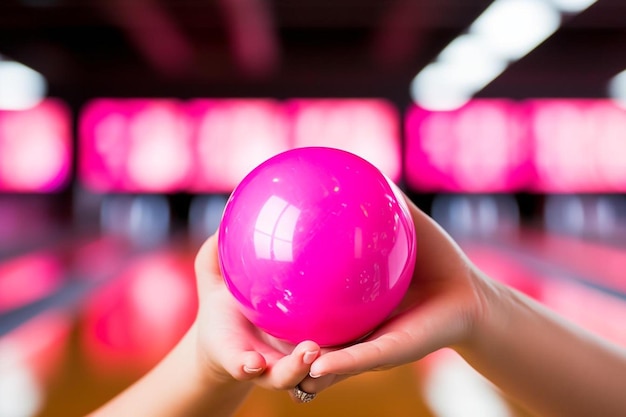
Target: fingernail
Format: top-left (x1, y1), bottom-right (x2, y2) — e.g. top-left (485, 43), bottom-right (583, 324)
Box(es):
top-left (309, 371), bottom-right (322, 378)
top-left (243, 365), bottom-right (263, 374)
top-left (302, 350), bottom-right (318, 365)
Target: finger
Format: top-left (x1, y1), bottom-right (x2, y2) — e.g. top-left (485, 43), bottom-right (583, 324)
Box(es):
top-left (238, 351), bottom-right (267, 379)
top-left (199, 304), bottom-right (270, 381)
top-left (194, 234), bottom-right (222, 295)
top-left (308, 305), bottom-right (447, 377)
top-left (259, 340), bottom-right (320, 391)
top-left (295, 373), bottom-right (342, 397)
top-left (310, 296), bottom-right (469, 378)
top-left (214, 340), bottom-right (268, 381)
top-left (309, 331), bottom-right (416, 378)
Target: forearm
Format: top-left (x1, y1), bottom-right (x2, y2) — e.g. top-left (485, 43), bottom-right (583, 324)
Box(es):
top-left (457, 272), bottom-right (626, 417)
top-left (88, 322), bottom-right (253, 417)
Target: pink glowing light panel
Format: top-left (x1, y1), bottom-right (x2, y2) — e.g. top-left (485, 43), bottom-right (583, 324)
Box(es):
top-left (186, 99), bottom-right (290, 192)
top-left (523, 99), bottom-right (626, 192)
top-left (0, 99), bottom-right (72, 192)
top-left (79, 98), bottom-right (405, 193)
top-left (79, 99), bottom-right (193, 193)
top-left (405, 100), bottom-right (531, 193)
top-left (287, 99), bottom-right (402, 182)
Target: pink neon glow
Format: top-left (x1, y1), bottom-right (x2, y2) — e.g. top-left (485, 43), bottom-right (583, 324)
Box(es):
top-left (524, 99), bottom-right (626, 192)
top-left (0, 100), bottom-right (71, 192)
top-left (405, 100), bottom-right (531, 192)
top-left (79, 99), bottom-right (193, 192)
top-left (81, 251), bottom-right (197, 375)
top-left (187, 99), bottom-right (290, 192)
top-left (0, 253), bottom-right (64, 312)
top-left (287, 99), bottom-right (402, 182)
top-left (0, 252), bottom-right (70, 383)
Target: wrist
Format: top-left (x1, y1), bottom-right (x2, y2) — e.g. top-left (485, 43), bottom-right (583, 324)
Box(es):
top-left (452, 267), bottom-right (513, 355)
top-left (88, 320), bottom-right (254, 417)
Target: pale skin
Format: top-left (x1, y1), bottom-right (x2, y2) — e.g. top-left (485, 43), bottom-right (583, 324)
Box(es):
top-left (89, 196), bottom-right (626, 417)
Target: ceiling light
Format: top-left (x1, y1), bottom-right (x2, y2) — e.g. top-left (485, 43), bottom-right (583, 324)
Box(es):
top-left (438, 34), bottom-right (508, 91)
top-left (546, 0), bottom-right (598, 13)
top-left (608, 69), bottom-right (626, 109)
top-left (0, 59), bottom-right (47, 110)
top-left (411, 36), bottom-right (507, 111)
top-left (470, 0), bottom-right (561, 61)
top-left (410, 62), bottom-right (474, 111)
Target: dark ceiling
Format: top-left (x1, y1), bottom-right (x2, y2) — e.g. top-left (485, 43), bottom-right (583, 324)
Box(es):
top-left (1, 0), bottom-right (626, 107)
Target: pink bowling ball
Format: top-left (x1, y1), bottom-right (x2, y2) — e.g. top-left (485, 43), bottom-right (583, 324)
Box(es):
top-left (217, 147), bottom-right (416, 346)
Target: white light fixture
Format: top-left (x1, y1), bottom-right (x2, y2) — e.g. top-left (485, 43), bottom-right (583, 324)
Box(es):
top-left (546, 0), bottom-right (598, 13)
top-left (438, 34), bottom-right (508, 91)
top-left (0, 58), bottom-right (47, 110)
top-left (470, 0), bottom-right (561, 62)
top-left (410, 0), bottom-right (596, 111)
top-left (608, 69), bottom-right (626, 109)
top-left (410, 62), bottom-right (474, 111)
top-left (412, 34), bottom-right (508, 110)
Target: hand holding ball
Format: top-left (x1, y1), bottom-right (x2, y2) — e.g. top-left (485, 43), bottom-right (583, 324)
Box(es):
top-left (217, 147), bottom-right (416, 347)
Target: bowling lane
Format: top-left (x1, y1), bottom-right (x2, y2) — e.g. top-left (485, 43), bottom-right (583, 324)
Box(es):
top-left (0, 194), bottom-right (180, 417)
top-left (0, 235), bottom-right (189, 417)
top-left (35, 228), bottom-right (606, 417)
top-left (28, 233), bottom-right (442, 417)
top-left (479, 227), bottom-right (626, 298)
top-left (13, 237), bottom-right (539, 416)
top-left (462, 237), bottom-right (626, 348)
top-left (439, 233), bottom-right (626, 417)
top-left (4, 194), bottom-right (623, 417)
top-left (0, 232), bottom-right (147, 338)
top-left (430, 193), bottom-right (626, 347)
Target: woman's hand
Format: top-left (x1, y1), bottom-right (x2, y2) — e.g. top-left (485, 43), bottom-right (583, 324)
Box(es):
top-left (299, 196), bottom-right (495, 393)
top-left (193, 233), bottom-right (321, 398)
top-left (298, 196), bottom-right (626, 417)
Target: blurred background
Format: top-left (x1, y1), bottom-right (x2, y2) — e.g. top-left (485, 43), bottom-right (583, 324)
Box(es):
top-left (1, 0), bottom-right (626, 416)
